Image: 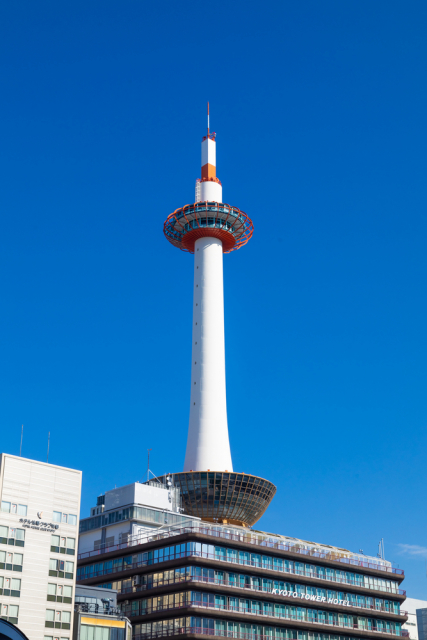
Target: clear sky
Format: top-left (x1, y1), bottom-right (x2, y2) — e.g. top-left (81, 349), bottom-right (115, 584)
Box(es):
top-left (1, 0), bottom-right (426, 599)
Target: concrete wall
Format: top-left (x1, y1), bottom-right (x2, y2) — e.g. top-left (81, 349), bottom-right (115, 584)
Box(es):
top-left (184, 237), bottom-right (233, 472)
top-left (104, 483), bottom-right (171, 512)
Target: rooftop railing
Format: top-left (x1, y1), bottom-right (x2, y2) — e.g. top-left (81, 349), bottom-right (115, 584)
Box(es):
top-left (74, 603), bottom-right (124, 617)
top-left (78, 525), bottom-right (403, 576)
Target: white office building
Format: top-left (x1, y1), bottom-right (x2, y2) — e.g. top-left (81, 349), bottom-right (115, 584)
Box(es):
top-left (402, 598), bottom-right (427, 640)
top-left (0, 453), bottom-right (82, 640)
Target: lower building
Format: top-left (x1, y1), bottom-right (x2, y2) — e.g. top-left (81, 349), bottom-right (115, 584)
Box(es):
top-left (402, 598), bottom-right (427, 640)
top-left (73, 584), bottom-right (131, 640)
top-left (0, 453), bottom-right (82, 640)
top-left (76, 485), bottom-right (408, 640)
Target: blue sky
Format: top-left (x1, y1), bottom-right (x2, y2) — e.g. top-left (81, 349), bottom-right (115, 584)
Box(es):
top-left (1, 0), bottom-right (427, 598)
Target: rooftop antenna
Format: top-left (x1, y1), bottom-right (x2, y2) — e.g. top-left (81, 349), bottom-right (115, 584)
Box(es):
top-left (378, 538), bottom-right (385, 560)
top-left (207, 102), bottom-right (209, 137)
top-left (47, 432), bottom-right (50, 463)
top-left (147, 448), bottom-right (152, 482)
top-left (19, 425), bottom-right (23, 457)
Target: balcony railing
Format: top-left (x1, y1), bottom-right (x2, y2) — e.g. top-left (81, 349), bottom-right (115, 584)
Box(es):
top-left (118, 575), bottom-right (407, 617)
top-left (120, 601), bottom-right (404, 637)
top-left (74, 603), bottom-right (124, 617)
top-left (78, 550), bottom-right (406, 597)
top-left (78, 525), bottom-right (404, 577)
top-left (133, 628), bottom-right (410, 640)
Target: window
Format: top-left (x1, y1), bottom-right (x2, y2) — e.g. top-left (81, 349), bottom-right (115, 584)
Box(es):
top-left (49, 559), bottom-right (65, 576)
top-left (1, 604), bottom-right (19, 623)
top-left (45, 609), bottom-right (71, 630)
top-left (47, 584), bottom-right (73, 603)
top-left (49, 559), bottom-right (73, 578)
top-left (51, 535), bottom-right (75, 555)
top-left (53, 512), bottom-right (77, 526)
top-left (46, 610), bottom-right (55, 623)
top-left (0, 525), bottom-right (25, 546)
top-left (80, 625), bottom-right (111, 640)
top-left (0, 501), bottom-right (27, 516)
top-left (48, 584), bottom-right (57, 599)
top-left (15, 529), bottom-right (25, 542)
top-left (10, 577), bottom-right (21, 594)
top-left (1, 551), bottom-right (23, 570)
top-left (4, 577), bottom-right (20, 590)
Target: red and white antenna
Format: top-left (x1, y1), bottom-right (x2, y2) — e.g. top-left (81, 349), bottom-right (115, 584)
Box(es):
top-left (207, 101), bottom-right (210, 137)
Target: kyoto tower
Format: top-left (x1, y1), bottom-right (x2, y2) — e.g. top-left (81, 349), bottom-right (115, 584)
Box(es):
top-left (162, 107), bottom-right (276, 527)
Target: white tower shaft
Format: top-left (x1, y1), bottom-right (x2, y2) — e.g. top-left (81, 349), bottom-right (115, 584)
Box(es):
top-left (183, 236), bottom-right (233, 472)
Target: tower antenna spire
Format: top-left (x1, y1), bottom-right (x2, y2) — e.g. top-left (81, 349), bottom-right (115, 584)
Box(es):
top-left (207, 102), bottom-right (209, 137)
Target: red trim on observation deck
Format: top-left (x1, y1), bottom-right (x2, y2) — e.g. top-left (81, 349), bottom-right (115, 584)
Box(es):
top-left (181, 228), bottom-right (236, 253)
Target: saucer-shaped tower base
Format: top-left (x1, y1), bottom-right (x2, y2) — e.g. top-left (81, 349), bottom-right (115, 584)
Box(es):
top-left (159, 471), bottom-right (276, 528)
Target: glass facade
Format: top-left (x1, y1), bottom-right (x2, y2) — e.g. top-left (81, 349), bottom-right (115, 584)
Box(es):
top-left (80, 624), bottom-right (126, 640)
top-left (121, 592), bottom-right (401, 635)
top-left (132, 617), bottom-right (402, 640)
top-left (97, 566), bottom-right (401, 616)
top-left (80, 506), bottom-right (190, 534)
top-left (77, 542), bottom-right (401, 597)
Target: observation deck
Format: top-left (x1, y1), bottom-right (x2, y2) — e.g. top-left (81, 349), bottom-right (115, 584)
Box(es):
top-left (163, 201), bottom-right (254, 254)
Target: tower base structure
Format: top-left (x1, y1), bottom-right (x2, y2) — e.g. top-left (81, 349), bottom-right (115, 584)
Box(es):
top-left (158, 471), bottom-right (276, 527)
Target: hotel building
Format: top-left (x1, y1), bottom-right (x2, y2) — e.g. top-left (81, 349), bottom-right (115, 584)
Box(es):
top-left (76, 489), bottom-right (407, 640)
top-left (0, 453), bottom-right (82, 640)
